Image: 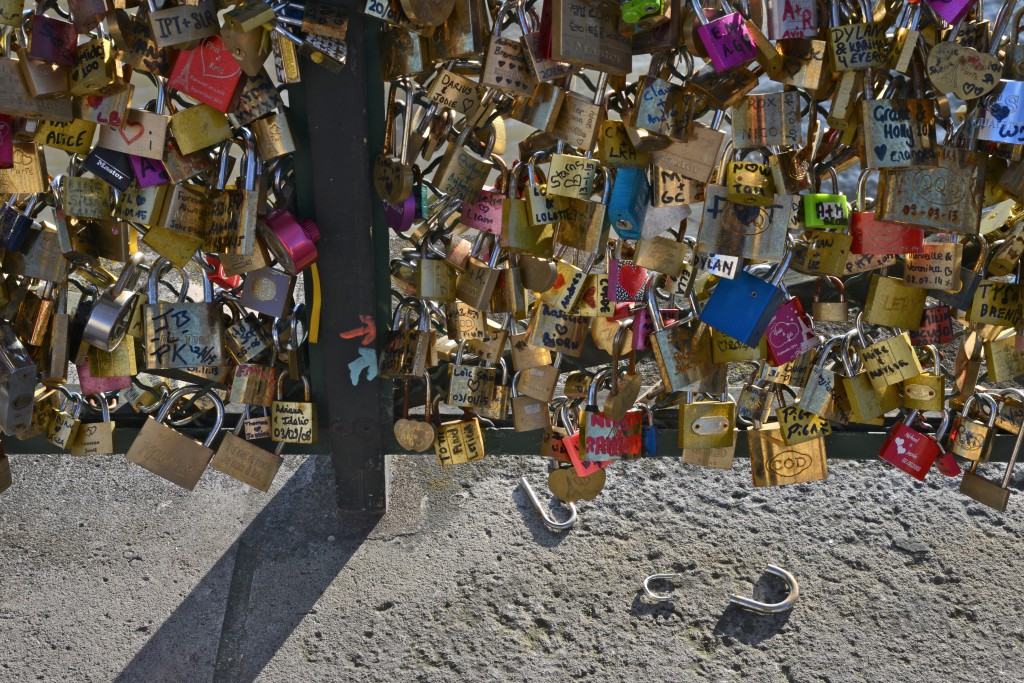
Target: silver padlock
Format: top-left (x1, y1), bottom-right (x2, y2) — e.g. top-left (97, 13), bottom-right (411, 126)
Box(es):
top-left (82, 252), bottom-right (147, 351)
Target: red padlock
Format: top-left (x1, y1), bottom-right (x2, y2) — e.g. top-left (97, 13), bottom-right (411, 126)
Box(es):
top-left (908, 305), bottom-right (954, 346)
top-left (258, 209), bottom-right (321, 275)
top-left (205, 255), bottom-right (243, 290)
top-left (878, 409), bottom-right (942, 481)
top-left (168, 35), bottom-right (244, 112)
top-left (850, 169), bottom-right (925, 255)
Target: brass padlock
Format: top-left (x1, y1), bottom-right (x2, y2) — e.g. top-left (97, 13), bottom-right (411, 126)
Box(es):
top-left (951, 393), bottom-right (998, 463)
top-left (679, 392), bottom-right (735, 450)
top-left (271, 372), bottom-right (317, 445)
top-left (126, 386), bottom-right (225, 489)
top-left (211, 419), bottom-right (285, 492)
top-left (812, 276), bottom-right (848, 322)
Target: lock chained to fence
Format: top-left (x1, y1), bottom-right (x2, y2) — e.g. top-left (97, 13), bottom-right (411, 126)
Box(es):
top-left (370, 0), bottom-right (1024, 515)
top-left (4, 0), bottom-right (1024, 514)
top-left (0, 0), bottom-right (344, 494)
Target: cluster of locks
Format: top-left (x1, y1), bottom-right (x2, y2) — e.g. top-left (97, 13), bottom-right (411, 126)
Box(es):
top-left (374, 0), bottom-right (1024, 511)
top-left (0, 0), bottom-right (338, 493)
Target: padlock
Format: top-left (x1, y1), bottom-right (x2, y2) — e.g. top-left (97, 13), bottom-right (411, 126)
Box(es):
top-left (526, 299), bottom-right (589, 358)
top-left (748, 418), bottom-right (828, 487)
top-left (205, 133), bottom-right (261, 256)
top-left (858, 324), bottom-right (924, 391)
top-left (838, 326), bottom-right (901, 425)
top-left (764, 286), bottom-right (818, 367)
top-left (126, 386), bottom-right (225, 489)
top-left (446, 340), bottom-right (497, 411)
top-left (224, 301), bottom-right (272, 365)
top-left (902, 345), bottom-right (945, 412)
top-left (908, 305), bottom-right (955, 347)
top-left (510, 370), bottom-right (549, 432)
top-left (433, 121), bottom-right (495, 203)
top-left (984, 330), bottom-right (1024, 383)
top-left (798, 336), bottom-right (849, 423)
top-left (243, 405), bottom-right (272, 441)
top-left (70, 396), bottom-right (115, 456)
top-left (688, 0), bottom-right (757, 72)
top-left (228, 363), bottom-right (277, 407)
top-left (480, 0), bottom-right (535, 96)
top-left (0, 322), bottom-right (38, 435)
top-left (723, 147), bottom-right (775, 207)
top-left (45, 390), bottom-right (83, 451)
top-left (239, 267), bottom-right (296, 320)
top-left (862, 273), bottom-right (926, 329)
top-left (968, 278), bottom-right (1022, 327)
top-left (803, 165), bottom-right (849, 229)
top-left (776, 386), bottom-right (831, 447)
top-left (960, 389), bottom-right (1024, 511)
top-left (211, 418), bottom-right (286, 492)
top-left (702, 245), bottom-right (792, 346)
top-left (950, 392), bottom-right (999, 462)
top-left (79, 337), bottom-right (137, 394)
top-left (903, 238), bottom-right (962, 292)
top-left (679, 391), bottom-right (734, 450)
top-left (379, 298), bottom-right (433, 378)
top-left (812, 276), bottom-right (848, 322)
top-left (82, 252), bottom-right (145, 351)
top-left (271, 372), bottom-right (317, 445)
top-left (143, 258), bottom-right (226, 371)
top-left (429, 394), bottom-right (485, 467)
top-left (766, 0), bottom-right (816, 39)
top-left (878, 409), bottom-right (942, 481)
top-left (731, 91), bottom-right (803, 149)
top-left (578, 369), bottom-right (640, 462)
top-left (477, 358), bottom-right (511, 421)
top-left (647, 280), bottom-right (715, 393)
top-left (257, 208), bottom-right (321, 275)
top-left (456, 234), bottom-right (503, 311)
top-left (603, 320), bottom-right (642, 421)
top-left (607, 167), bottom-right (651, 240)
top-left (849, 169), bottom-right (924, 255)
top-left (826, 0), bottom-right (886, 72)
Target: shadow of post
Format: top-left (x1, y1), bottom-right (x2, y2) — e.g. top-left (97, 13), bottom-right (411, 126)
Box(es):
top-left (114, 456), bottom-right (380, 683)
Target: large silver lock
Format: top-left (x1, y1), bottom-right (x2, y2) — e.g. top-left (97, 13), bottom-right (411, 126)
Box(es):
top-left (82, 252), bottom-right (146, 352)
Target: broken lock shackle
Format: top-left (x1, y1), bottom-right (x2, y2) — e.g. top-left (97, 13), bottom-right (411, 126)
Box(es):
top-left (518, 476), bottom-right (578, 531)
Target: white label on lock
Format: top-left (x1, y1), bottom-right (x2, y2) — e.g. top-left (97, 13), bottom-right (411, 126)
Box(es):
top-left (691, 417), bottom-right (730, 435)
top-left (693, 253), bottom-right (741, 280)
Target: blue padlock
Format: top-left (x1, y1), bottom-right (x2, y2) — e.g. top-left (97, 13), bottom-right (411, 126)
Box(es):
top-left (635, 403), bottom-right (658, 457)
top-left (701, 247), bottom-right (792, 347)
top-left (608, 167), bottom-right (651, 240)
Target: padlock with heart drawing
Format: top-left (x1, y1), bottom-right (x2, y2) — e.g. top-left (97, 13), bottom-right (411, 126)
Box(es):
top-left (878, 410), bottom-right (941, 481)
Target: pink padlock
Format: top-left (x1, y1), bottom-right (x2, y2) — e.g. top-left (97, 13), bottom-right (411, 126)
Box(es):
top-left (690, 0), bottom-right (757, 72)
top-left (460, 186), bottom-right (505, 235)
top-left (258, 209), bottom-right (321, 275)
top-left (764, 297), bottom-right (818, 365)
top-left (76, 358), bottom-right (133, 394)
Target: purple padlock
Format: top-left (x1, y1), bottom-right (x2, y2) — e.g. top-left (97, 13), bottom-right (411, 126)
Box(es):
top-left (690, 0), bottom-right (757, 72)
top-left (129, 155), bottom-right (170, 188)
top-left (384, 195), bottom-right (416, 233)
top-left (923, 0), bottom-right (973, 27)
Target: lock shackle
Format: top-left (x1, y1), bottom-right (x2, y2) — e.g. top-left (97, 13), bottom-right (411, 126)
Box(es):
top-left (855, 168), bottom-right (878, 210)
top-left (813, 275), bottom-right (845, 302)
top-left (156, 386), bottom-right (225, 448)
top-left (275, 370), bottom-right (313, 402)
top-left (610, 318), bottom-right (634, 396)
top-left (962, 392), bottom-right (999, 430)
top-left (813, 334), bottom-right (846, 371)
top-left (988, 0), bottom-right (1018, 56)
top-left (110, 252), bottom-right (146, 298)
top-left (959, 232), bottom-right (990, 276)
top-left (811, 163), bottom-right (839, 195)
top-left (919, 344), bottom-right (941, 372)
top-left (644, 274), bottom-right (665, 331)
top-left (587, 367), bottom-right (614, 409)
top-left (147, 258), bottom-right (190, 303)
top-left (934, 409), bottom-right (952, 442)
top-left (767, 236), bottom-right (794, 287)
top-left (518, 476), bottom-right (578, 531)
top-left (729, 564), bottom-right (799, 614)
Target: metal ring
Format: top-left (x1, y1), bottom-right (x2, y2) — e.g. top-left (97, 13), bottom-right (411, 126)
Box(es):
top-left (643, 573), bottom-right (682, 602)
top-left (518, 476), bottom-right (577, 531)
top-left (729, 565), bottom-right (799, 614)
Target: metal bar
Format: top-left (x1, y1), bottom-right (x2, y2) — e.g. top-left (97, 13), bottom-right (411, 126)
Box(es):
top-left (289, 0), bottom-right (387, 513)
top-left (384, 428), bottom-right (1022, 462)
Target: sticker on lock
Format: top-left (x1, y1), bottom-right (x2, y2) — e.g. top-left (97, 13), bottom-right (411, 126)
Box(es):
top-left (690, 416), bottom-right (729, 435)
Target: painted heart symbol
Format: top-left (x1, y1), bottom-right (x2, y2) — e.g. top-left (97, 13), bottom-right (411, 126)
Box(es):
top-left (198, 36), bottom-right (241, 80)
top-left (86, 95), bottom-right (103, 108)
top-left (582, 286), bottom-right (597, 308)
top-left (616, 264), bottom-right (648, 299)
top-left (495, 75), bottom-right (504, 83)
top-left (989, 102), bottom-right (1011, 121)
top-left (552, 272), bottom-right (566, 290)
top-left (497, 59), bottom-right (506, 68)
top-left (119, 121), bottom-right (144, 145)
top-left (873, 144), bottom-right (887, 161)
top-left (894, 436), bottom-right (906, 455)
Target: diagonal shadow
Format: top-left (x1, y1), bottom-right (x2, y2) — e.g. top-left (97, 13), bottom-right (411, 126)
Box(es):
top-left (114, 455), bottom-right (379, 683)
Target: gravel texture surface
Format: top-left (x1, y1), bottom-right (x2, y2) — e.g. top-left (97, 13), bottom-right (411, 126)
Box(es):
top-left (1, 451), bottom-right (1022, 682)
